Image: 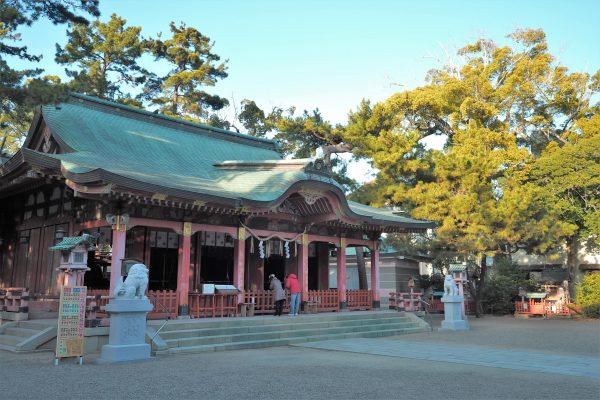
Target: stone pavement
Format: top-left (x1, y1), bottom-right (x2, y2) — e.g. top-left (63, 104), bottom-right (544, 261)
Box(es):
top-left (295, 338), bottom-right (600, 379)
top-left (0, 314), bottom-right (598, 400)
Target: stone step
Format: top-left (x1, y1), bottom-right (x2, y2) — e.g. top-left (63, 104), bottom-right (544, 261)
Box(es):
top-left (3, 327), bottom-right (40, 338)
top-left (0, 334), bottom-right (23, 346)
top-left (159, 316), bottom-right (413, 339)
top-left (164, 321), bottom-right (421, 348)
top-left (157, 312), bottom-right (402, 332)
top-left (16, 321), bottom-right (56, 330)
top-left (158, 326), bottom-right (428, 355)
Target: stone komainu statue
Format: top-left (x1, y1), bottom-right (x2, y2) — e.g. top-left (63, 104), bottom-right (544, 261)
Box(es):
top-left (114, 263), bottom-right (149, 299)
top-left (443, 274), bottom-right (459, 296)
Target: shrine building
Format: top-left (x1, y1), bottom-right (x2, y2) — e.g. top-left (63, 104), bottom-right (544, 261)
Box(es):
top-left (0, 93), bottom-right (434, 317)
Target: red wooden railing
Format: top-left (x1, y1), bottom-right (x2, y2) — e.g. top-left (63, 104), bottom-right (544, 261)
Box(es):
top-left (188, 293), bottom-right (238, 318)
top-left (244, 290), bottom-right (277, 314)
top-left (243, 289), bottom-right (343, 314)
top-left (514, 300), bottom-right (571, 317)
top-left (346, 289), bottom-right (372, 310)
top-left (306, 290), bottom-right (340, 312)
top-left (148, 290), bottom-right (178, 319)
top-left (389, 292), bottom-right (423, 312)
top-left (86, 289), bottom-right (178, 320)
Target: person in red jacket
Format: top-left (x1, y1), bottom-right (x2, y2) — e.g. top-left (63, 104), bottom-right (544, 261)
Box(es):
top-left (285, 273), bottom-right (301, 316)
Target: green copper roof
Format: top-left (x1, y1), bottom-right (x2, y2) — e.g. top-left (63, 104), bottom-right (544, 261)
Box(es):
top-left (449, 264), bottom-right (467, 272)
top-left (23, 94), bottom-right (434, 230)
top-left (49, 235), bottom-right (93, 251)
top-left (526, 292), bottom-right (547, 299)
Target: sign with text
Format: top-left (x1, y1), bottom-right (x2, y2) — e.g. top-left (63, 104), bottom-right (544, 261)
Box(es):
top-left (55, 286), bottom-right (87, 359)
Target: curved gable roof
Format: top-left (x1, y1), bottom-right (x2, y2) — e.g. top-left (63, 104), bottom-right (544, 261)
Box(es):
top-left (3, 94), bottom-right (434, 231)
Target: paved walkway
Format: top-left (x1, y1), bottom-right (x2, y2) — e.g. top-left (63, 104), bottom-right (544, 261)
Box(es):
top-left (295, 338), bottom-right (600, 379)
top-left (0, 314), bottom-right (598, 400)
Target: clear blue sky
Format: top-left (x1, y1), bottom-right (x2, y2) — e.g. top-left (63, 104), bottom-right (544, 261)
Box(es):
top-left (11, 0), bottom-right (600, 180)
top-left (16, 0), bottom-right (600, 123)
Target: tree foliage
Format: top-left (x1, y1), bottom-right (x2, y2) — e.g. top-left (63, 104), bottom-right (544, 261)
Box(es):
top-left (482, 259), bottom-right (537, 315)
top-left (342, 29), bottom-right (598, 315)
top-left (1, 0), bottom-right (98, 153)
top-left (144, 21), bottom-right (229, 119)
top-left (55, 13), bottom-right (147, 102)
top-left (576, 273), bottom-right (600, 318)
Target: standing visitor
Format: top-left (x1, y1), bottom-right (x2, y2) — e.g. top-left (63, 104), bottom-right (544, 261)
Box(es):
top-left (286, 273), bottom-right (300, 316)
top-left (269, 274), bottom-right (285, 316)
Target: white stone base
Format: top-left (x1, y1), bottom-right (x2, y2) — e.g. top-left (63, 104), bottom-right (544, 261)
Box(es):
top-left (440, 319), bottom-right (469, 331)
top-left (98, 343), bottom-right (151, 363)
top-left (439, 295), bottom-right (470, 331)
top-left (98, 298), bottom-right (153, 363)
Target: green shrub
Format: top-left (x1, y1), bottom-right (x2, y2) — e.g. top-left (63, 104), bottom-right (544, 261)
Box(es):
top-left (482, 259), bottom-right (537, 315)
top-left (576, 273), bottom-right (600, 318)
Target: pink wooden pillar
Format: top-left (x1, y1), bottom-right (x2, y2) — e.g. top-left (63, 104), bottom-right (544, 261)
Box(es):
top-left (337, 238), bottom-right (347, 310)
top-left (233, 227), bottom-right (246, 303)
top-left (109, 226), bottom-right (126, 295)
top-left (298, 234), bottom-right (309, 297)
top-left (177, 222), bottom-right (192, 316)
top-left (318, 242), bottom-right (330, 290)
top-left (370, 241), bottom-right (380, 309)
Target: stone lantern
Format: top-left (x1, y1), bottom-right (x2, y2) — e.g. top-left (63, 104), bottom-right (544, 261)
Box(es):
top-left (49, 233), bottom-right (95, 287)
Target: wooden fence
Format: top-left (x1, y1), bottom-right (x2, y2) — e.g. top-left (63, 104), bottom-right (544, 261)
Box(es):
top-left (514, 300), bottom-right (571, 317)
top-left (86, 289), bottom-right (178, 319)
top-left (305, 290), bottom-right (340, 312)
top-left (243, 289), bottom-right (368, 314)
top-left (346, 290), bottom-right (372, 311)
top-left (188, 293), bottom-right (238, 318)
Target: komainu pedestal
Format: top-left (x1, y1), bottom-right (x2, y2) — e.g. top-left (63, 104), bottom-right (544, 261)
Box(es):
top-left (440, 295), bottom-right (469, 331)
top-left (98, 298), bottom-right (153, 363)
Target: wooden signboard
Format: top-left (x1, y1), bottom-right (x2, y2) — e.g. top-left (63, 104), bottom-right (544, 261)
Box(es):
top-left (55, 286), bottom-right (87, 364)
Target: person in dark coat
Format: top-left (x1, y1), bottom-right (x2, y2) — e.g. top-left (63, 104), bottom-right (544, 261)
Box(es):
top-left (269, 274), bottom-right (286, 316)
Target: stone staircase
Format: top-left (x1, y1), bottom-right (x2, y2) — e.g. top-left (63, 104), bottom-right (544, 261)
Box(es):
top-left (148, 311), bottom-right (430, 355)
top-left (0, 319), bottom-right (57, 352)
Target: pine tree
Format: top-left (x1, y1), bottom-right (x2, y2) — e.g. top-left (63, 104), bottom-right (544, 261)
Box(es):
top-left (55, 13), bottom-right (147, 102)
top-left (144, 21), bottom-right (228, 120)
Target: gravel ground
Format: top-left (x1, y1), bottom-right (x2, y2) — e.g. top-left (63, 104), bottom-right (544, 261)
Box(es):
top-left (0, 315), bottom-right (598, 400)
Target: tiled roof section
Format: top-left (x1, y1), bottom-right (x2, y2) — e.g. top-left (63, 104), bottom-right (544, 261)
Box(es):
top-left (49, 234), bottom-right (93, 251)
top-left (346, 201), bottom-right (434, 228)
top-left (30, 94), bottom-right (434, 229)
top-left (449, 264), bottom-right (467, 272)
top-left (41, 96), bottom-right (313, 201)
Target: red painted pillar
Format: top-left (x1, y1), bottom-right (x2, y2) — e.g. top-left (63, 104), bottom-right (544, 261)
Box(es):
top-left (337, 238), bottom-right (347, 310)
top-left (177, 222), bottom-right (192, 316)
top-left (233, 227), bottom-right (246, 303)
top-left (109, 226), bottom-right (126, 295)
top-left (371, 241), bottom-right (380, 309)
top-left (298, 234), bottom-right (309, 297)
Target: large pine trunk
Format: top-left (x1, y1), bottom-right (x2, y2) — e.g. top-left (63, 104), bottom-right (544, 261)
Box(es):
top-left (468, 261), bottom-right (487, 318)
top-left (566, 235), bottom-right (579, 299)
top-left (356, 247), bottom-right (368, 290)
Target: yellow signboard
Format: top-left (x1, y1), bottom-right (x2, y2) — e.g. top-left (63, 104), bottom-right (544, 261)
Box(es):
top-left (55, 286), bottom-right (87, 362)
